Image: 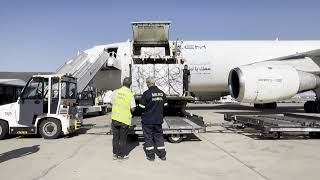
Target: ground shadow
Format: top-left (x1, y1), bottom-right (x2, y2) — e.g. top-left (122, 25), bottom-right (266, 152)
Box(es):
top-left (82, 124), bottom-right (111, 136)
top-left (124, 133), bottom-right (202, 155)
top-left (206, 123), bottom-right (317, 140)
top-left (124, 134), bottom-right (140, 156)
top-left (0, 145), bottom-right (40, 163)
top-left (16, 134), bottom-right (42, 139)
top-left (183, 133), bottom-right (202, 142)
top-left (83, 111), bottom-right (110, 119)
top-left (83, 113), bottom-right (102, 119)
top-left (65, 123), bottom-right (97, 138)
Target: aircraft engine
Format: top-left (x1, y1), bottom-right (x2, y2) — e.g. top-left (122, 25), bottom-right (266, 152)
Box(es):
top-left (228, 65), bottom-right (320, 103)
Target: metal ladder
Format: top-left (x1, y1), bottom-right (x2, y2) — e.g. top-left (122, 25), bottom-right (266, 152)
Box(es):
top-left (56, 49), bottom-right (110, 92)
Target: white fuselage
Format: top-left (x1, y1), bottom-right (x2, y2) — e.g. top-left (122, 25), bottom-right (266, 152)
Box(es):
top-left (94, 40), bottom-right (320, 94)
top-left (179, 41), bottom-right (320, 93)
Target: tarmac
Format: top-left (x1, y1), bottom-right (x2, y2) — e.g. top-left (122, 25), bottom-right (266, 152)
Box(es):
top-left (0, 103), bottom-right (319, 180)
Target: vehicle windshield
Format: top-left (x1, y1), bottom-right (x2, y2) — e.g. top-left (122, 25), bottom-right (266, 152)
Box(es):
top-left (21, 77), bottom-right (48, 99)
top-left (61, 81), bottom-right (77, 99)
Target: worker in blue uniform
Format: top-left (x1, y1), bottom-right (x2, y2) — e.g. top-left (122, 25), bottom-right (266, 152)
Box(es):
top-left (139, 77), bottom-right (167, 161)
top-left (183, 64), bottom-right (191, 96)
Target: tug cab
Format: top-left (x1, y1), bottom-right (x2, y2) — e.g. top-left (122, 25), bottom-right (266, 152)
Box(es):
top-left (0, 74), bottom-right (82, 139)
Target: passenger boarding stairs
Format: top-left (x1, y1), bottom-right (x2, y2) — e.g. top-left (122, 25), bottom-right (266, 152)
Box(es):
top-left (56, 49), bottom-right (110, 92)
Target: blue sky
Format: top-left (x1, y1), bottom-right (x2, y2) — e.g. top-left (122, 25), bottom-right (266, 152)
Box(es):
top-left (0, 0), bottom-right (319, 72)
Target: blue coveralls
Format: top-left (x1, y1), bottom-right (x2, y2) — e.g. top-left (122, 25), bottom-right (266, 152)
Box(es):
top-left (183, 68), bottom-right (190, 95)
top-left (139, 86), bottom-right (167, 159)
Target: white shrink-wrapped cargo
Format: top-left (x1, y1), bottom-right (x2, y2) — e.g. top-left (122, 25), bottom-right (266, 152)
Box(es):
top-left (131, 64), bottom-right (183, 96)
top-left (141, 47), bottom-right (166, 57)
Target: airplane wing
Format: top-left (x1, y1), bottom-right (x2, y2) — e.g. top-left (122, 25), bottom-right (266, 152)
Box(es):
top-left (251, 49), bottom-right (320, 63)
top-left (246, 49), bottom-right (320, 74)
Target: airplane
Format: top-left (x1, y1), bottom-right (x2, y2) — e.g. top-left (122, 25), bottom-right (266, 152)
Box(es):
top-left (87, 40), bottom-right (320, 112)
top-left (64, 22), bottom-right (320, 113)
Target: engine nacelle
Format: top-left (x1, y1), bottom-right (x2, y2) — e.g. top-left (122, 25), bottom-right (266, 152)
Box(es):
top-left (228, 65), bottom-right (320, 103)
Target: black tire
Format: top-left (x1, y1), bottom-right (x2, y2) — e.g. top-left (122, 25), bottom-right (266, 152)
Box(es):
top-left (39, 119), bottom-right (62, 139)
top-left (268, 102), bottom-right (277, 109)
top-left (271, 132), bottom-right (281, 139)
top-left (311, 102), bottom-right (318, 113)
top-left (99, 108), bottom-right (106, 116)
top-left (309, 132), bottom-right (320, 139)
top-left (254, 104), bottom-right (262, 109)
top-left (254, 103), bottom-right (277, 109)
top-left (315, 103), bottom-right (320, 113)
top-left (168, 134), bottom-right (183, 143)
top-left (0, 121), bottom-right (9, 140)
top-left (304, 101), bottom-right (313, 113)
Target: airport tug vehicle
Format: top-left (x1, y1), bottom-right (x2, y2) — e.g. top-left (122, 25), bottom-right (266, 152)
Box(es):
top-left (0, 74), bottom-right (82, 139)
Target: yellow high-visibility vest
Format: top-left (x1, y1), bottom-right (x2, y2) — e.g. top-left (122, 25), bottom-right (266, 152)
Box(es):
top-left (111, 87), bottom-right (134, 125)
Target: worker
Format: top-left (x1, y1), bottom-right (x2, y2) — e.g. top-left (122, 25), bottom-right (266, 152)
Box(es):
top-left (139, 77), bottom-right (167, 161)
top-left (111, 77), bottom-right (136, 160)
top-left (183, 64), bottom-right (191, 96)
top-left (95, 92), bottom-right (103, 105)
top-left (172, 42), bottom-right (177, 56)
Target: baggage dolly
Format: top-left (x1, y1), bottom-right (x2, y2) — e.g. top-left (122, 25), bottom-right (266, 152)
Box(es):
top-left (130, 115), bottom-right (206, 143)
top-left (225, 113), bottom-right (320, 139)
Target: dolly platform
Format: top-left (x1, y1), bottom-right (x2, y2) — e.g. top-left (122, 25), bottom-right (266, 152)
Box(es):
top-left (225, 113), bottom-right (320, 139)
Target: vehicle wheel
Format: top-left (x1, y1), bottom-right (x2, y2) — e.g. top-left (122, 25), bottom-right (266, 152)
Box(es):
top-left (304, 101), bottom-right (316, 113)
top-left (168, 134), bottom-right (183, 143)
top-left (99, 108), bottom-right (106, 115)
top-left (304, 101), bottom-right (312, 113)
top-left (254, 103), bottom-right (277, 109)
top-left (271, 132), bottom-right (281, 139)
top-left (39, 119), bottom-right (62, 139)
top-left (0, 121), bottom-right (9, 140)
top-left (309, 132), bottom-right (320, 139)
top-left (268, 102), bottom-right (277, 109)
top-left (311, 102), bottom-right (319, 113)
top-left (315, 103), bottom-right (320, 113)
top-left (254, 104), bottom-right (262, 109)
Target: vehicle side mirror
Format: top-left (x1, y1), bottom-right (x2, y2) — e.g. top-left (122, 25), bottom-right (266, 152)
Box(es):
top-left (17, 97), bottom-right (24, 104)
top-left (17, 91), bottom-right (22, 97)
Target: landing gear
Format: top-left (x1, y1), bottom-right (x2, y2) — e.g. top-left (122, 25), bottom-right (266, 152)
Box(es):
top-left (254, 102), bottom-right (277, 109)
top-left (309, 132), bottom-right (320, 139)
top-left (304, 101), bottom-right (320, 113)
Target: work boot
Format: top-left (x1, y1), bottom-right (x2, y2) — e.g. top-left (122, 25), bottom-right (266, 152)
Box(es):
top-left (147, 157), bottom-right (155, 161)
top-left (118, 155), bottom-right (129, 160)
top-left (113, 154), bottom-right (118, 160)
